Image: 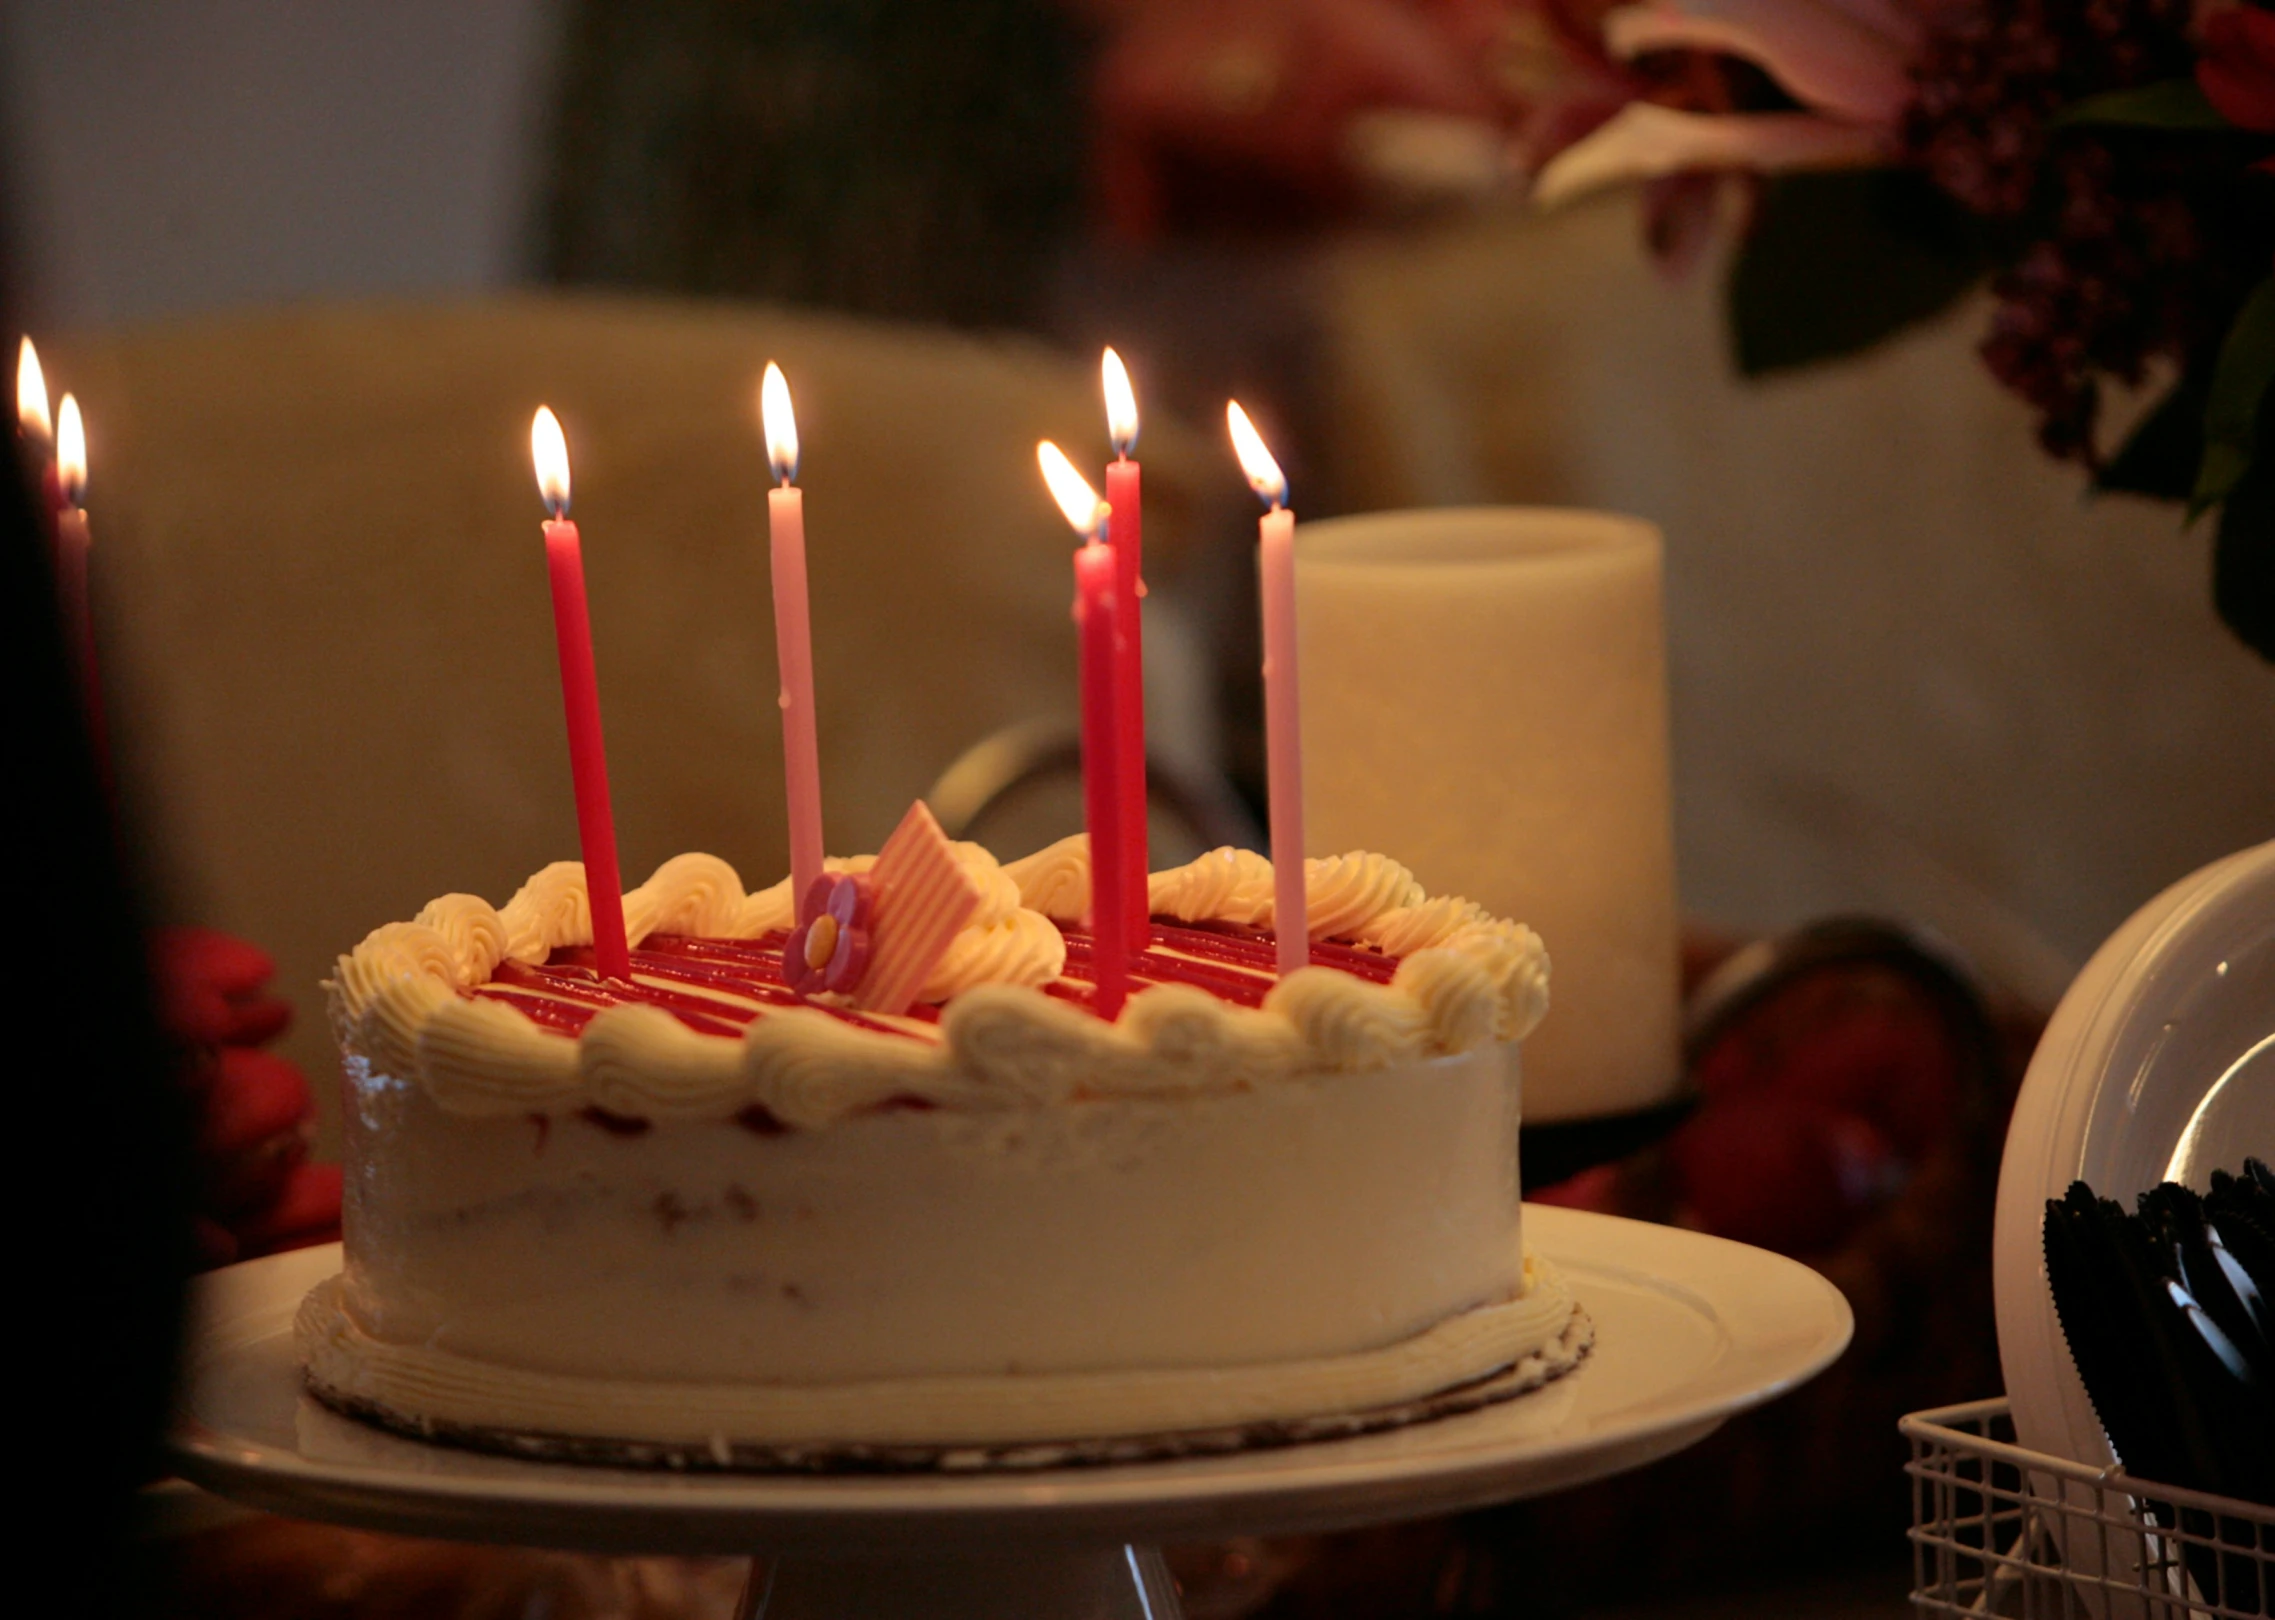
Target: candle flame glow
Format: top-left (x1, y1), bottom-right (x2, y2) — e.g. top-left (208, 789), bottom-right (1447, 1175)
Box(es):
top-left (1102, 347), bottom-right (1139, 457)
top-left (1037, 440), bottom-right (1107, 538)
top-left (1226, 400), bottom-right (1286, 509)
top-left (531, 406), bottom-right (571, 518)
top-left (16, 337), bottom-right (51, 448)
top-left (55, 393), bottom-right (85, 508)
top-left (761, 361), bottom-right (800, 484)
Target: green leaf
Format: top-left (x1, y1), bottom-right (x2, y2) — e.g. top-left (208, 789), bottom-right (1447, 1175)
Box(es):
top-left (1729, 170), bottom-right (1995, 377)
top-left (2097, 370), bottom-right (2211, 500)
top-left (2214, 443), bottom-right (2275, 661)
top-left (2203, 330), bottom-right (2275, 661)
top-left (2052, 79), bottom-right (2230, 130)
top-left (2194, 441), bottom-right (2254, 519)
top-left (2191, 275), bottom-right (2275, 516)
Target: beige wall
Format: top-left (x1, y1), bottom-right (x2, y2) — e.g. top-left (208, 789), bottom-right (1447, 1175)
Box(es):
top-left (1320, 197), bottom-right (2275, 1006)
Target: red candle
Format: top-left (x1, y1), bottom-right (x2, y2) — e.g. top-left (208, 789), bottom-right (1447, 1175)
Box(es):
top-left (1038, 440), bottom-right (1128, 1017)
top-left (760, 362), bottom-right (826, 917)
top-left (530, 407), bottom-right (632, 983)
top-left (1228, 402), bottom-right (1308, 980)
top-left (1101, 347), bottom-right (1150, 954)
top-left (52, 393), bottom-right (103, 755)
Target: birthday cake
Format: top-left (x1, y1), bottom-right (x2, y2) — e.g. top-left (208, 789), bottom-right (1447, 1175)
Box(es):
top-left (300, 805), bottom-right (1588, 1469)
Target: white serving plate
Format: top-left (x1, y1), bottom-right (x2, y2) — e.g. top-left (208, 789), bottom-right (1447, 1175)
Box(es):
top-left (169, 1206), bottom-right (1850, 1556)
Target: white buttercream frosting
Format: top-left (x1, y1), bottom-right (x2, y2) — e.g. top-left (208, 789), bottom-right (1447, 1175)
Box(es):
top-left (1002, 837), bottom-right (1093, 921)
top-left (412, 896), bottom-right (510, 984)
top-left (919, 844), bottom-right (1065, 1000)
top-left (500, 862), bottom-right (592, 964)
top-left (1143, 843), bottom-right (1275, 926)
top-left (619, 852), bottom-right (747, 943)
top-left (328, 840), bottom-right (1549, 1126)
top-left (1301, 850), bottom-right (1427, 940)
top-left (416, 996), bottom-right (582, 1114)
top-left (300, 1254), bottom-right (1579, 1449)
top-left (1027, 835), bottom-right (1455, 945)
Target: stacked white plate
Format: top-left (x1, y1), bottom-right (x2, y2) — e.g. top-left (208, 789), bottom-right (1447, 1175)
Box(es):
top-left (1994, 837), bottom-right (2275, 1474)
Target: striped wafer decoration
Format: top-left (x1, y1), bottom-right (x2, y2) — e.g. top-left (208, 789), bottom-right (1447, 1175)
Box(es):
top-left (850, 800), bottom-right (986, 1016)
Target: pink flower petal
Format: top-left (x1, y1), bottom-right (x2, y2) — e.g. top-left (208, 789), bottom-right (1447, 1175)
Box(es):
top-left (833, 874), bottom-right (874, 932)
top-left (1604, 0), bottom-right (1917, 126)
top-left (830, 925), bottom-right (872, 989)
top-left (782, 919), bottom-right (826, 996)
top-left (1533, 101), bottom-right (1885, 206)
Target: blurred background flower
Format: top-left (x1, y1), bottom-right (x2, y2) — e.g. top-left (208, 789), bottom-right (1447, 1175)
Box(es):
top-left (153, 926), bottom-right (340, 1268)
top-left (1533, 0), bottom-right (1918, 209)
top-left (1518, 0), bottom-right (2275, 660)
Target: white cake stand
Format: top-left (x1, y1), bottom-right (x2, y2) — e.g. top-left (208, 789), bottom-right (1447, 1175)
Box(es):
top-left (167, 1205), bottom-right (1850, 1618)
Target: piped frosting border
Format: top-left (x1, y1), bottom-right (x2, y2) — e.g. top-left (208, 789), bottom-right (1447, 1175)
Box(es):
top-left (328, 837), bottom-right (1549, 1128)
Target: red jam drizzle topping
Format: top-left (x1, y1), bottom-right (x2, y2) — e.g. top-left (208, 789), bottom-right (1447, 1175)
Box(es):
top-left (468, 918), bottom-right (1400, 1036)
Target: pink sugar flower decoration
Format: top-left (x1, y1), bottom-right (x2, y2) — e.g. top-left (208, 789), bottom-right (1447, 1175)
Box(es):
top-left (782, 873), bottom-right (874, 997)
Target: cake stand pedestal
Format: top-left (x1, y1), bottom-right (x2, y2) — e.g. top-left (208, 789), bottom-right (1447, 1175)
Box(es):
top-left (167, 1207), bottom-right (1850, 1620)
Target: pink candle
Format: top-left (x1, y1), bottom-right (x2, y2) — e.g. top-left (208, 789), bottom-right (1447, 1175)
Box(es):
top-left (530, 407), bottom-right (631, 983)
top-left (1101, 347), bottom-right (1150, 954)
top-left (761, 362), bottom-right (825, 917)
top-left (52, 393), bottom-right (102, 755)
top-left (1227, 402), bottom-right (1307, 979)
top-left (1039, 440), bottom-right (1128, 1016)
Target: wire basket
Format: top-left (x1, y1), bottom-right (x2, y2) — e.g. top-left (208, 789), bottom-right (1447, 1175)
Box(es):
top-left (1905, 1398), bottom-right (2275, 1619)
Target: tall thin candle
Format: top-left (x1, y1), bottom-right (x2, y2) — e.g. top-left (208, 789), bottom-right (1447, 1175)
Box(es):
top-left (1038, 440), bottom-right (1129, 1017)
top-left (1101, 347), bottom-right (1150, 952)
top-left (52, 393), bottom-right (102, 755)
top-left (530, 406), bottom-right (631, 983)
top-left (761, 362), bottom-right (825, 917)
top-left (15, 337), bottom-right (59, 521)
top-left (1228, 401), bottom-right (1307, 979)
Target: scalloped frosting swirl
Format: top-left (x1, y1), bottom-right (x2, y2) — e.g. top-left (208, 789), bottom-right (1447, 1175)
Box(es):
top-left (329, 837), bottom-right (1548, 1127)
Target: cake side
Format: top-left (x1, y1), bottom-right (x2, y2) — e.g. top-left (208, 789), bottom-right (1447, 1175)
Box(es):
top-left (335, 1043), bottom-right (1527, 1387)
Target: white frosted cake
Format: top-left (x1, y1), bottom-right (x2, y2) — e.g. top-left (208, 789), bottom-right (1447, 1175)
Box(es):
top-left (301, 820), bottom-right (1588, 1468)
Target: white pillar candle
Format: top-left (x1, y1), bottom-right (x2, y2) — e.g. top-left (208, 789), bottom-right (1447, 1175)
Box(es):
top-left (1297, 507), bottom-right (1678, 1124)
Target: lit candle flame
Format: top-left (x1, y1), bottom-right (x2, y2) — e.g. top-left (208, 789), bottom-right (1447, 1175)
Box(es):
top-left (1037, 440), bottom-right (1108, 539)
top-left (1102, 347), bottom-right (1139, 458)
top-left (761, 361), bottom-right (799, 485)
top-left (16, 337), bottom-right (51, 450)
top-left (55, 393), bottom-right (85, 509)
top-left (531, 406), bottom-right (571, 518)
top-left (1226, 401), bottom-right (1286, 509)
